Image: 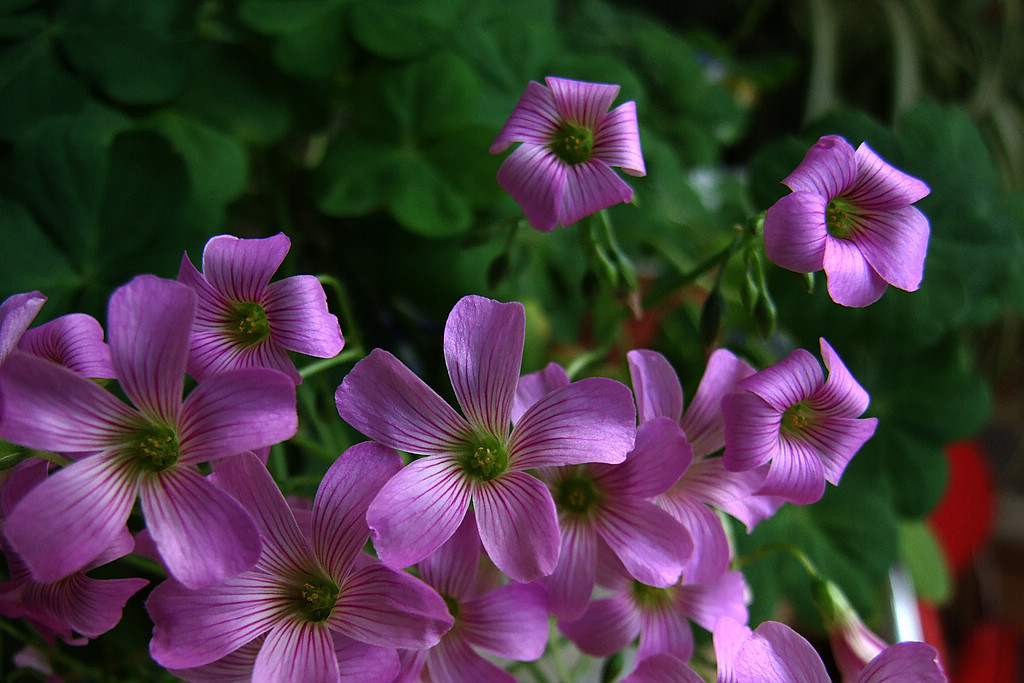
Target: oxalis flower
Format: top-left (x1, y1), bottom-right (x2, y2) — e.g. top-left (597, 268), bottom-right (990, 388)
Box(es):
top-left (764, 134), bottom-right (930, 307)
top-left (0, 275), bottom-right (298, 588)
top-left (489, 76), bottom-right (646, 232)
top-left (148, 447), bottom-right (452, 682)
top-left (178, 232), bottom-right (344, 385)
top-left (721, 338), bottom-right (878, 505)
top-left (335, 295), bottom-right (637, 583)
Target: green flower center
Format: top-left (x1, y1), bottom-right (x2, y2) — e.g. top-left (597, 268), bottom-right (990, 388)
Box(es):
top-left (442, 594), bottom-right (460, 619)
top-left (549, 125), bottom-right (594, 165)
top-left (459, 435), bottom-right (509, 482)
top-left (825, 198), bottom-right (859, 239)
top-left (226, 301), bottom-right (271, 344)
top-left (294, 575), bottom-right (340, 623)
top-left (781, 402), bottom-right (814, 436)
top-left (630, 580), bottom-right (673, 610)
top-left (133, 425), bottom-right (179, 472)
top-left (554, 474), bottom-right (602, 518)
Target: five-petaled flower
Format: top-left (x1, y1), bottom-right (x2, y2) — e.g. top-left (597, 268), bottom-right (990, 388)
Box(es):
top-left (489, 76), bottom-right (646, 232)
top-left (764, 134), bottom-right (930, 307)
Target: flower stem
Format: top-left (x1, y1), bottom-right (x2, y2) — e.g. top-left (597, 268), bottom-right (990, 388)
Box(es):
top-left (298, 347), bottom-right (365, 380)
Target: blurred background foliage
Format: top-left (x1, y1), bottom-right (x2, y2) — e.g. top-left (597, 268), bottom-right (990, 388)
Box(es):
top-left (1, 0), bottom-right (1022, 678)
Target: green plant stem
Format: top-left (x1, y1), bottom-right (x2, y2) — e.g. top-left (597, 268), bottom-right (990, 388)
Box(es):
top-left (733, 542), bottom-right (821, 580)
top-left (317, 273), bottom-right (362, 351)
top-left (646, 233), bottom-right (743, 307)
top-left (298, 347), bottom-right (365, 380)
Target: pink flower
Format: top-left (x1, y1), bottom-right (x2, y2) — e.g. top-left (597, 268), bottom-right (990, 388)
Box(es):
top-left (489, 76), bottom-right (646, 231)
top-left (764, 135), bottom-right (930, 307)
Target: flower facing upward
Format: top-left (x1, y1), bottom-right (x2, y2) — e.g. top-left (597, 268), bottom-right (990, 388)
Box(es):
top-left (764, 135), bottom-right (930, 307)
top-left (489, 76), bottom-right (646, 232)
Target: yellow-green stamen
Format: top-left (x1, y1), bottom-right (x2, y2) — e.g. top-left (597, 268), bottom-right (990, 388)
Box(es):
top-left (550, 125), bottom-right (594, 165)
top-left (133, 425), bottom-right (180, 472)
top-left (295, 575), bottom-right (340, 623)
top-left (226, 301), bottom-right (271, 344)
top-left (459, 436), bottom-right (509, 482)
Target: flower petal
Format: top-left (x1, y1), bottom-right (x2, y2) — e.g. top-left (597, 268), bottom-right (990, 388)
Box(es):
top-left (764, 191), bottom-right (829, 273)
top-left (738, 348), bottom-right (822, 413)
top-left (489, 80), bottom-right (561, 153)
top-left (426, 636), bottom-right (516, 683)
top-left (655, 495), bottom-right (731, 585)
top-left (682, 348), bottom-right (757, 457)
top-left (512, 362), bottom-right (570, 425)
top-left (330, 563), bottom-right (452, 649)
top-left (147, 573), bottom-right (288, 669)
top-left (419, 509), bottom-right (482, 601)
top-left (366, 455), bottom-right (471, 568)
top-left (597, 417), bottom-right (691, 499)
top-left (444, 295), bottom-right (524, 438)
top-left (850, 205), bottom-right (929, 292)
top-left (735, 621), bottom-right (830, 683)
top-left (858, 641), bottom-right (946, 683)
top-left (201, 233), bottom-right (290, 303)
top-left (139, 466), bottom-right (262, 588)
top-left (798, 416), bottom-right (877, 485)
top-left (849, 142), bottom-right (930, 209)
top-left (0, 352), bottom-right (139, 453)
top-left (621, 653), bottom-right (705, 683)
top-left (511, 377), bottom-right (636, 469)
top-left (637, 603), bottom-right (694, 663)
top-left (210, 453), bottom-right (315, 580)
top-left (676, 570), bottom-right (749, 633)
top-left (594, 100), bottom-right (645, 175)
top-left (0, 291), bottom-right (45, 363)
top-left (558, 594), bottom-right (639, 657)
top-left (108, 275), bottom-right (194, 425)
top-left (547, 77), bottom-right (620, 130)
top-left (473, 471), bottom-right (560, 582)
top-left (4, 452), bottom-right (137, 582)
top-left (252, 620), bottom-right (338, 683)
top-left (18, 313), bottom-right (115, 378)
top-left (757, 437), bottom-right (827, 505)
top-left (713, 616), bottom-right (752, 683)
top-left (559, 160), bottom-right (635, 227)
top-left (312, 442), bottom-right (403, 580)
top-left (823, 235), bottom-right (889, 307)
top-left (336, 348), bottom-right (471, 455)
top-left (495, 144), bottom-right (566, 232)
top-left (722, 392), bottom-right (783, 472)
top-left (179, 368), bottom-right (297, 465)
top-left (331, 633), bottom-right (400, 683)
top-left (263, 275), bottom-right (344, 358)
top-left (627, 349), bottom-right (684, 424)
top-left (783, 135), bottom-right (857, 198)
top-left (52, 573), bottom-right (149, 639)
top-left (462, 582), bottom-right (549, 660)
top-left (813, 338), bottom-right (870, 417)
top-left (168, 637), bottom-right (262, 683)
top-left (596, 499), bottom-right (690, 588)
top-left (671, 457), bottom-right (780, 532)
top-left (543, 520), bottom-right (597, 620)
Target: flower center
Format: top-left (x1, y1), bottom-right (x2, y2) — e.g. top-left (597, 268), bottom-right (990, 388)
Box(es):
top-left (459, 436), bottom-right (509, 482)
top-left (630, 580), bottom-right (673, 610)
top-left (133, 425), bottom-right (179, 472)
top-left (781, 402), bottom-right (814, 436)
top-left (294, 575), bottom-right (340, 623)
top-left (825, 198), bottom-right (859, 239)
top-left (226, 301), bottom-right (271, 344)
top-left (442, 594), bottom-right (460, 619)
top-left (549, 125), bottom-right (594, 165)
top-left (554, 474), bottom-right (602, 518)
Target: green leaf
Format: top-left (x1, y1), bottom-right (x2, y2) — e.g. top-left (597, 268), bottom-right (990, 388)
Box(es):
top-left (0, 32), bottom-right (89, 140)
top-left (0, 199), bottom-right (79, 314)
top-left (314, 133), bottom-right (404, 217)
top-left (388, 153), bottom-right (471, 237)
top-left (238, 0), bottom-right (345, 34)
top-left (349, 0), bottom-right (467, 60)
top-left (898, 519), bottom-right (952, 604)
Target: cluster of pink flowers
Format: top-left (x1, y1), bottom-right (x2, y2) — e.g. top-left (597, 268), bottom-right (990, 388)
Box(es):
top-left (0, 77), bottom-right (943, 681)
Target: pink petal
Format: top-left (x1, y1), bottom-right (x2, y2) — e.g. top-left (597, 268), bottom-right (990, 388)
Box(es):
top-left (858, 642), bottom-right (946, 683)
top-left (0, 352), bottom-right (139, 453)
top-left (764, 191), bottom-right (829, 273)
top-left (188, 329), bottom-right (300, 384)
top-left (263, 275), bottom-right (344, 358)
top-left (168, 637), bottom-right (262, 682)
top-left (596, 499), bottom-right (690, 588)
top-left (52, 573), bottom-right (148, 638)
top-left (850, 142), bottom-right (930, 209)
top-left (672, 457), bottom-right (780, 532)
top-left (511, 377), bottom-right (636, 469)
top-left (331, 633), bottom-right (400, 683)
top-left (179, 368), bottom-right (297, 465)
top-left (18, 313), bottom-right (115, 378)
top-left (0, 291), bottom-right (45, 363)
top-left (597, 417), bottom-right (691, 498)
top-left (330, 563), bottom-right (452, 649)
top-left (823, 236), bottom-right (889, 307)
top-left (850, 205), bottom-right (929, 292)
top-left (676, 570), bottom-right (749, 632)
top-left (201, 233), bottom-right (290, 303)
top-left (547, 77), bottom-right (620, 130)
top-left (139, 466), bottom-right (261, 588)
top-left (738, 348), bottom-right (822, 413)
top-left (252, 620), bottom-right (338, 683)
top-left (336, 348), bottom-right (471, 455)
top-left (682, 348), bottom-right (756, 457)
top-left (735, 621), bottom-right (830, 683)
top-left (210, 453), bottom-right (316, 580)
top-left (419, 509), bottom-right (482, 601)
top-left (4, 452), bottom-right (137, 582)
top-left (558, 594), bottom-right (639, 657)
top-left (512, 362), bottom-right (570, 425)
top-left (798, 416), bottom-right (877, 485)
top-left (473, 471), bottom-right (560, 582)
top-left (627, 349), bottom-right (684, 424)
top-left (756, 438), bottom-right (827, 505)
top-left (558, 159), bottom-right (635, 227)
top-left (713, 616), bottom-right (752, 683)
top-left (147, 573), bottom-right (288, 669)
top-left (637, 605), bottom-right (694, 663)
top-left (462, 582), bottom-right (549, 660)
top-left (543, 520), bottom-right (597, 620)
top-left (426, 636), bottom-right (516, 683)
top-left (621, 653), bottom-right (704, 683)
top-left (722, 391), bottom-right (783, 472)
top-left (783, 135), bottom-right (857, 198)
top-left (366, 455), bottom-right (471, 568)
top-left (444, 295), bottom-right (524, 438)
top-left (312, 442), bottom-right (403, 580)
top-left (814, 338), bottom-right (870, 418)
top-left (495, 144), bottom-right (566, 232)
top-left (594, 100), bottom-right (645, 175)
top-left (489, 80), bottom-right (561, 153)
top-left (108, 275), bottom-right (194, 425)
top-left (655, 495), bottom-right (730, 585)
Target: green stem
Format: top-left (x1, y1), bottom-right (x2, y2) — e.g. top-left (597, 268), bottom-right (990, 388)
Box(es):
top-left (733, 542), bottom-right (821, 579)
top-left (646, 233), bottom-right (743, 307)
top-left (298, 347), bottom-right (365, 380)
top-left (317, 274), bottom-right (362, 351)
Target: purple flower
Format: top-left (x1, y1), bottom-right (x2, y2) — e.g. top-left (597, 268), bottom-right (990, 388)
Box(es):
top-left (0, 460), bottom-right (148, 646)
top-left (335, 295), bottom-right (637, 583)
top-left (147, 447), bottom-right (453, 681)
top-left (0, 275), bottom-right (297, 588)
top-left (715, 618), bottom-right (946, 683)
top-left (0, 292), bottom-right (46, 365)
top-left (764, 135), bottom-right (930, 307)
top-left (721, 338), bottom-right (878, 505)
top-left (620, 654), bottom-right (705, 683)
top-left (178, 232), bottom-right (344, 384)
top-left (398, 510), bottom-right (549, 683)
top-left (627, 348), bottom-right (782, 584)
top-left (558, 567), bottom-right (748, 665)
top-left (489, 76), bottom-right (646, 232)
